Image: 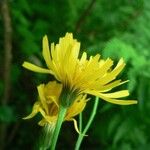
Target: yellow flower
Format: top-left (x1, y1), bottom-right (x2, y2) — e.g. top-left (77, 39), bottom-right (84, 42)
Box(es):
top-left (22, 33), bottom-right (137, 106)
top-left (24, 81), bottom-right (87, 133)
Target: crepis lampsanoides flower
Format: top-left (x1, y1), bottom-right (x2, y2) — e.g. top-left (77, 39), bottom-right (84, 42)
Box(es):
top-left (22, 33), bottom-right (137, 107)
top-left (24, 81), bottom-right (88, 133)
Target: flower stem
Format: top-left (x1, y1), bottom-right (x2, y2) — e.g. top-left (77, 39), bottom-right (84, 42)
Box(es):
top-left (79, 112), bottom-right (82, 132)
top-left (50, 105), bottom-right (67, 150)
top-left (75, 97), bottom-right (99, 150)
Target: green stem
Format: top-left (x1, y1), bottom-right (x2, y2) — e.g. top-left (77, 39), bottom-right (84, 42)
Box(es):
top-left (75, 97), bottom-right (99, 150)
top-left (79, 112), bottom-right (82, 132)
top-left (50, 105), bottom-right (67, 150)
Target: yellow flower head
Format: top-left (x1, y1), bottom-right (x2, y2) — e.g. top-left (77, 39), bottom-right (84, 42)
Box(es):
top-left (23, 33), bottom-right (137, 107)
top-left (24, 81), bottom-right (87, 133)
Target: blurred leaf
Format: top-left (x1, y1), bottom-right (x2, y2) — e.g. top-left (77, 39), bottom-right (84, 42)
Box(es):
top-left (113, 121), bottom-right (127, 144)
top-left (11, 64), bottom-right (21, 84)
top-left (107, 115), bottom-right (121, 137)
top-left (0, 105), bottom-right (16, 123)
top-left (0, 80), bottom-right (4, 96)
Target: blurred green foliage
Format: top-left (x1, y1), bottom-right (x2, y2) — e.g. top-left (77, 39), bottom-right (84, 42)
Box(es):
top-left (0, 0), bottom-right (150, 149)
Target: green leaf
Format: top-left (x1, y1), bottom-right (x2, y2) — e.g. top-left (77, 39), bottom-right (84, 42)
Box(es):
top-left (0, 105), bottom-right (16, 123)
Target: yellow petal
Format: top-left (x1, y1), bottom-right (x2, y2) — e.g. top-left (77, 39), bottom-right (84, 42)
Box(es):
top-left (42, 35), bottom-right (52, 68)
top-left (100, 90), bottom-right (129, 98)
top-left (99, 80), bottom-right (129, 92)
top-left (66, 95), bottom-right (87, 119)
top-left (44, 81), bottom-right (62, 106)
top-left (80, 52), bottom-right (87, 64)
top-left (39, 107), bottom-right (57, 123)
top-left (39, 107), bottom-right (47, 118)
top-left (44, 116), bottom-right (57, 124)
top-left (86, 90), bottom-right (137, 105)
top-left (47, 96), bottom-right (59, 107)
top-left (22, 62), bottom-right (50, 73)
top-left (100, 96), bottom-right (137, 105)
top-left (100, 58), bottom-right (125, 85)
top-left (37, 84), bottom-right (49, 114)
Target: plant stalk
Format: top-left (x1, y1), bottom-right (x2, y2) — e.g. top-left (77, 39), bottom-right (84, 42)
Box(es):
top-left (50, 105), bottom-right (67, 150)
top-left (75, 97), bottom-right (99, 150)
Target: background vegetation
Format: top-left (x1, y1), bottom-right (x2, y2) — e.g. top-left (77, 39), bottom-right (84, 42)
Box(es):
top-left (0, 0), bottom-right (150, 149)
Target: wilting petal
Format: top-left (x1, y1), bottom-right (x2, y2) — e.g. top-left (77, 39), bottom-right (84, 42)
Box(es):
top-left (23, 101), bottom-right (41, 119)
top-left (68, 118), bottom-right (80, 134)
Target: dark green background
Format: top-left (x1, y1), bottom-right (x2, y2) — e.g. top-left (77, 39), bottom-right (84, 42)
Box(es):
top-left (0, 0), bottom-right (150, 149)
